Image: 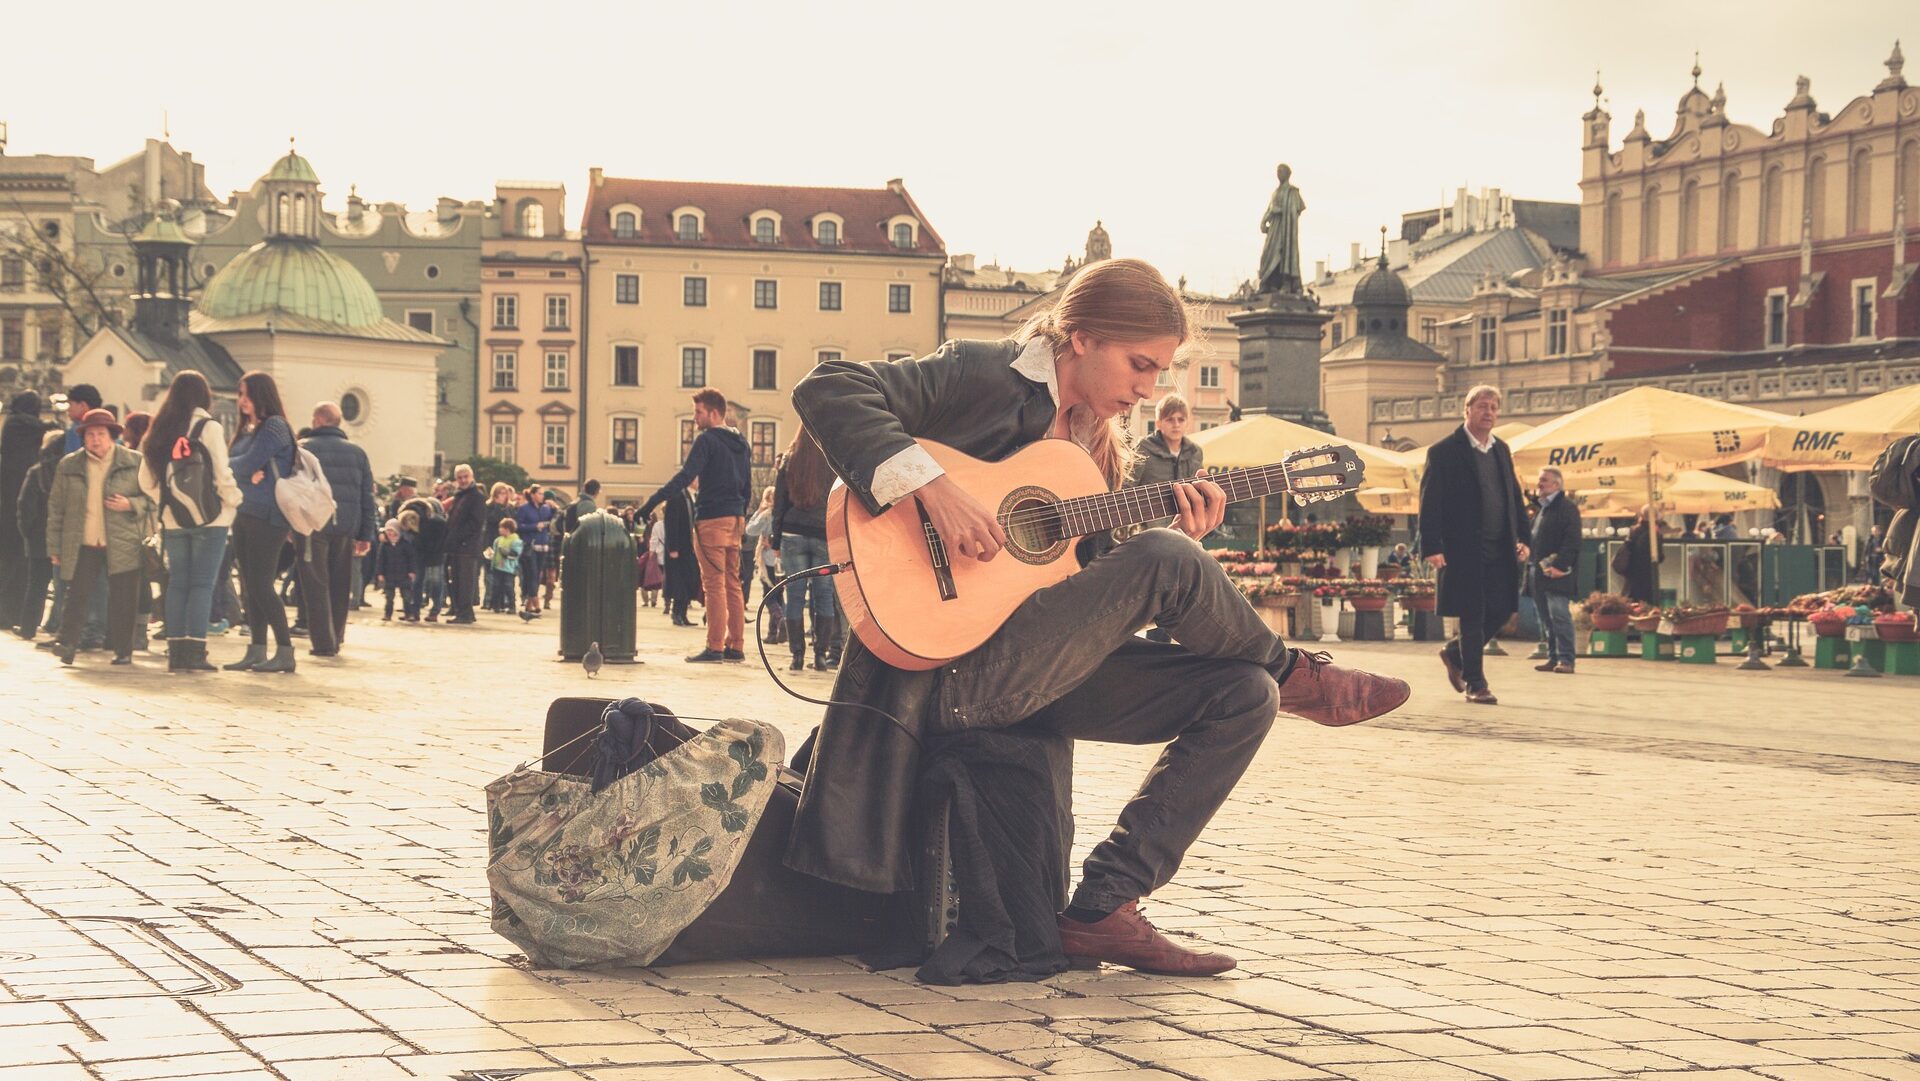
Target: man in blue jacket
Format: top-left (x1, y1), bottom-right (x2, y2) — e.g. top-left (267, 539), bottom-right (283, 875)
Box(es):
top-left (297, 402), bottom-right (378, 656)
top-left (639, 387), bottom-right (752, 663)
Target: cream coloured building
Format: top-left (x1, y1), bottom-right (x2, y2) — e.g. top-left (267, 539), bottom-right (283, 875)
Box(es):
top-left (480, 182), bottom-right (584, 491)
top-left (579, 171), bottom-right (945, 499)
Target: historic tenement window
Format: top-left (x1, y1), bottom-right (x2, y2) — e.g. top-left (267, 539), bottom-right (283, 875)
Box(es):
top-left (614, 211), bottom-right (636, 239)
top-left (888, 284), bottom-right (911, 313)
top-left (490, 422), bottom-right (516, 463)
top-left (819, 282), bottom-right (842, 311)
top-left (1477, 317), bottom-right (1497, 363)
top-left (752, 349), bottom-right (778, 390)
top-left (492, 351), bottom-right (517, 391)
top-left (816, 220), bottom-right (839, 246)
top-left (677, 214), bottom-right (700, 241)
top-left (544, 351), bottom-right (569, 390)
top-left (545, 295), bottom-right (569, 330)
top-left (1765, 290), bottom-right (1788, 348)
top-left (1854, 281), bottom-right (1877, 340)
top-left (1421, 316), bottom-right (1437, 344)
top-left (1, 258), bottom-right (26, 291)
top-left (681, 346), bottom-right (707, 388)
top-left (615, 274), bottom-right (639, 304)
top-left (493, 295), bottom-right (517, 329)
top-left (892, 223), bottom-right (914, 249)
top-left (754, 217), bottom-right (776, 244)
top-left (683, 276), bottom-right (707, 307)
top-left (1330, 323), bottom-right (1344, 347)
top-left (611, 417), bottom-right (639, 464)
top-left (750, 420), bottom-right (777, 467)
top-left (543, 422), bottom-right (568, 468)
top-left (754, 280), bottom-right (777, 309)
top-left (521, 203), bottom-right (545, 238)
top-left (0, 316), bottom-right (22, 359)
top-left (612, 345), bottom-right (640, 386)
top-left (1199, 365), bottom-right (1221, 388)
top-left (1547, 309), bottom-right (1569, 356)
top-left (406, 310), bottom-right (435, 334)
top-left (816, 350), bottom-right (842, 367)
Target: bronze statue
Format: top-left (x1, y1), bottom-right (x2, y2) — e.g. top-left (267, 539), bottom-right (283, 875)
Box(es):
top-left (1258, 164), bottom-right (1306, 295)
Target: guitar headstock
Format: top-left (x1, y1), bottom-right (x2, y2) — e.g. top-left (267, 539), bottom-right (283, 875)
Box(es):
top-left (1283, 444), bottom-right (1365, 505)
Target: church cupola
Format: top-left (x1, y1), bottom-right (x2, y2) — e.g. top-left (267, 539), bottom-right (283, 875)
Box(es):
top-left (130, 199), bottom-right (195, 343)
top-left (260, 140), bottom-right (323, 241)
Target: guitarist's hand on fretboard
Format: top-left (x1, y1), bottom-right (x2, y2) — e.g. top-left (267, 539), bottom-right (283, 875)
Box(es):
top-left (1169, 473), bottom-right (1228, 539)
top-left (916, 474), bottom-right (1008, 562)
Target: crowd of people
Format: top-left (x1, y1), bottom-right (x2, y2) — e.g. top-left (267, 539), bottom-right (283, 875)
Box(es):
top-left (0, 376), bottom-right (850, 675)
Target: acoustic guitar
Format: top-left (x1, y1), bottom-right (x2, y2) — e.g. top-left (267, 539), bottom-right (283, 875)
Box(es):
top-left (826, 438), bottom-right (1365, 671)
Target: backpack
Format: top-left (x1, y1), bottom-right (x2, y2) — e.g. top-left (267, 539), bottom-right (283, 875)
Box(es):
top-left (273, 441), bottom-right (337, 536)
top-left (161, 418), bottom-right (225, 528)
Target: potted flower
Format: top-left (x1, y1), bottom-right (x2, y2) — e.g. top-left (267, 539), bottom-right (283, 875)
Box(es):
top-left (1806, 605), bottom-right (1850, 638)
top-left (1344, 581), bottom-right (1390, 613)
top-left (1663, 603), bottom-right (1731, 637)
top-left (1395, 578), bottom-right (1437, 612)
top-left (1340, 514), bottom-right (1394, 578)
top-left (1873, 610), bottom-right (1918, 643)
top-left (1627, 604), bottom-right (1663, 633)
top-left (1582, 592), bottom-right (1633, 632)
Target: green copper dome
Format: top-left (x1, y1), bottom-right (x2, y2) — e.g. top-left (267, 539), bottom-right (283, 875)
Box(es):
top-left (199, 239), bottom-right (385, 328)
top-left (264, 151), bottom-right (321, 184)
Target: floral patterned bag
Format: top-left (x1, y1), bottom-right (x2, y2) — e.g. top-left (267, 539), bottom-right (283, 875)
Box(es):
top-left (486, 712), bottom-right (784, 969)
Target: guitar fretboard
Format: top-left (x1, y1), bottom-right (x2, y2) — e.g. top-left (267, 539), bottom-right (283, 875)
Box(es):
top-left (999, 462), bottom-right (1298, 542)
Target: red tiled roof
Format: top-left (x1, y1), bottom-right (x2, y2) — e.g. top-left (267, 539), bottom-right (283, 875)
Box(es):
top-left (582, 176), bottom-right (945, 256)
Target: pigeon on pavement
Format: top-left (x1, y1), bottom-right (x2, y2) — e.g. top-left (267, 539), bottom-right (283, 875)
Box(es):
top-left (583, 641), bottom-right (603, 679)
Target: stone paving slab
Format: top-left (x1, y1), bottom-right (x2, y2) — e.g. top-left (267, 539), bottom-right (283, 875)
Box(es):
top-left (2, 604), bottom-right (1918, 1079)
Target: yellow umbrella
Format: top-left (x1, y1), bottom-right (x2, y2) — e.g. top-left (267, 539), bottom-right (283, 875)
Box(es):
top-left (1355, 487), bottom-right (1419, 515)
top-left (1190, 415), bottom-right (1416, 489)
top-left (1571, 469), bottom-right (1781, 518)
top-left (1762, 384), bottom-right (1920, 472)
top-left (1507, 386), bottom-right (1789, 481)
top-left (1491, 421), bottom-right (1534, 442)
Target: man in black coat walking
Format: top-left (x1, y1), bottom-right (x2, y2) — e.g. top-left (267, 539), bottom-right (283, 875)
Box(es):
top-left (297, 403), bottom-right (378, 657)
top-left (1527, 466), bottom-right (1583, 674)
top-left (445, 463), bottom-right (487, 624)
top-left (1418, 385), bottom-right (1529, 704)
top-left (0, 391), bottom-right (48, 628)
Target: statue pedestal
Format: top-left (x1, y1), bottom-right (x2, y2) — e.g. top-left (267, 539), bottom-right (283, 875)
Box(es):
top-left (1230, 294), bottom-right (1331, 430)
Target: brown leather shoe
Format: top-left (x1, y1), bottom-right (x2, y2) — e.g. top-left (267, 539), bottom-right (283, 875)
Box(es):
top-left (1439, 647), bottom-right (1467, 692)
top-left (1056, 902), bottom-right (1235, 976)
top-left (1465, 688), bottom-right (1498, 704)
top-left (1276, 649), bottom-right (1411, 727)
top-left (1552, 663), bottom-right (1574, 674)
top-left (1533, 661), bottom-right (1558, 672)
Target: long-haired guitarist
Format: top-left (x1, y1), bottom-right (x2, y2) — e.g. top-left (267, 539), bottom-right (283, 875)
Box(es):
top-left (789, 258), bottom-right (1410, 977)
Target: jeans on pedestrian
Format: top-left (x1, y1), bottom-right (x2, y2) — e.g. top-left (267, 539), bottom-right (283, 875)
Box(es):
top-left (694, 516), bottom-right (746, 652)
top-left (1532, 580), bottom-right (1575, 667)
top-left (489, 568), bottom-right (516, 611)
top-left (296, 532), bottom-right (356, 653)
top-left (57, 546), bottom-right (137, 656)
top-left (232, 513), bottom-right (291, 647)
top-left (413, 562), bottom-right (446, 617)
top-left (161, 525), bottom-right (229, 641)
top-left (778, 535), bottom-right (832, 625)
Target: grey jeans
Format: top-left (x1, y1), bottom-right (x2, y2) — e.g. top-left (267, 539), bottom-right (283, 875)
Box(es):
top-left (936, 528), bottom-right (1293, 912)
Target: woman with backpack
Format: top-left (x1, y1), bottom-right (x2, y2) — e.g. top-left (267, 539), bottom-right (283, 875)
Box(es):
top-left (137, 373), bottom-right (241, 672)
top-left (223, 371), bottom-right (297, 673)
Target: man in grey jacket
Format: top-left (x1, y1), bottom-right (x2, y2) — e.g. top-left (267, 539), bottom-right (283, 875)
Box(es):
top-left (297, 402), bottom-right (377, 656)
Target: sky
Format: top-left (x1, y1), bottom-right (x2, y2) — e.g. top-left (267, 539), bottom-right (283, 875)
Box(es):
top-left (2, 1), bottom-right (1912, 295)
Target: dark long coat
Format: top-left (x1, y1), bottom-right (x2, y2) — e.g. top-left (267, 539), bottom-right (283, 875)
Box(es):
top-left (659, 489), bottom-right (700, 605)
top-left (1621, 522), bottom-right (1658, 604)
top-left (1417, 426), bottom-right (1526, 619)
top-left (0, 393), bottom-right (48, 565)
top-left (788, 338), bottom-right (1058, 894)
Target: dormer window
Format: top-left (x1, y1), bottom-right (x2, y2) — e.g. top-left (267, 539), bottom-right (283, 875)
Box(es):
top-left (892, 223), bottom-right (914, 249)
top-left (677, 214), bottom-right (700, 241)
top-left (754, 217), bottom-right (776, 244)
top-left (614, 211), bottom-right (636, 239)
top-left (521, 202), bottom-right (545, 238)
top-left (817, 220), bottom-right (839, 246)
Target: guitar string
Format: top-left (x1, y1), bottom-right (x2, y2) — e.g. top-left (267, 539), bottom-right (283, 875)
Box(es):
top-left (993, 460), bottom-right (1348, 534)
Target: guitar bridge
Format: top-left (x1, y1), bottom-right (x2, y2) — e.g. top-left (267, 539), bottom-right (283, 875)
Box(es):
top-left (915, 500), bottom-right (958, 601)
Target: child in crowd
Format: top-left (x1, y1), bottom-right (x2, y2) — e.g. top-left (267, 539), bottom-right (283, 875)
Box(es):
top-left (488, 518), bottom-right (523, 613)
top-left (378, 515), bottom-right (420, 622)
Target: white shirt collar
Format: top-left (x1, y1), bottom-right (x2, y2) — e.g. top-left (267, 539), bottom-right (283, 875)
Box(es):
top-left (1011, 336), bottom-right (1059, 406)
top-left (1464, 426), bottom-right (1494, 454)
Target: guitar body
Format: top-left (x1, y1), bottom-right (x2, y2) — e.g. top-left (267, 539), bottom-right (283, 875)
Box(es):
top-left (828, 439), bottom-right (1108, 671)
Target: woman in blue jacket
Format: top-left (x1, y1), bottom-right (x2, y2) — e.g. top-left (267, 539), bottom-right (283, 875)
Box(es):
top-left (222, 371), bottom-right (297, 673)
top-left (513, 484), bottom-right (554, 617)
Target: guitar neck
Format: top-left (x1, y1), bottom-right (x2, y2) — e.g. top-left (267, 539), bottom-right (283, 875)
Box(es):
top-left (1045, 464), bottom-right (1294, 539)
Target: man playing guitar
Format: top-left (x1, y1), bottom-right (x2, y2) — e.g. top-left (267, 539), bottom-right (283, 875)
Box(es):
top-left (790, 258), bottom-right (1410, 976)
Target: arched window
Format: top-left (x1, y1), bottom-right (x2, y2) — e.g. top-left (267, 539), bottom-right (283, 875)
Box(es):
top-left (1807, 156), bottom-right (1829, 240)
top-left (1640, 185), bottom-right (1662, 263)
top-left (1761, 165), bottom-right (1784, 246)
top-left (677, 214), bottom-right (699, 241)
top-left (1679, 179), bottom-right (1700, 256)
top-left (816, 220), bottom-right (838, 246)
top-left (292, 193), bottom-right (308, 235)
top-left (614, 211), bottom-right (636, 238)
top-left (521, 202), bottom-right (545, 238)
top-left (1718, 172), bottom-right (1741, 251)
top-left (1903, 140), bottom-right (1920, 228)
top-left (276, 193), bottom-right (289, 233)
top-left (1850, 147), bottom-right (1873, 235)
top-left (1603, 191), bottom-right (1622, 266)
top-left (892, 222), bottom-right (914, 249)
top-left (754, 217), bottom-right (776, 244)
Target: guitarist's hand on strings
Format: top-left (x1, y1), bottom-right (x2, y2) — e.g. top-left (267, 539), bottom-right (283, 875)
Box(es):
top-left (1171, 471), bottom-right (1227, 539)
top-left (917, 474), bottom-right (1007, 562)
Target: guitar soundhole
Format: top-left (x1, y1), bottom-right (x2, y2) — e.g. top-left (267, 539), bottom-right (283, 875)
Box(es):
top-left (1000, 488), bottom-right (1070, 566)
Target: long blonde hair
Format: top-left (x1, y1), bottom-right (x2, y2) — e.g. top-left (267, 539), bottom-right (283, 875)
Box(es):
top-left (1016, 258), bottom-right (1192, 489)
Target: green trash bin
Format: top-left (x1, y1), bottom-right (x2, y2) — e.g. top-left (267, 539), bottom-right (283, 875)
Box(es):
top-left (559, 511), bottom-right (636, 662)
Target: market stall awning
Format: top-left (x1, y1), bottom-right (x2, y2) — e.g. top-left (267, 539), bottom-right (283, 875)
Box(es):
top-left (1190, 415), bottom-right (1417, 491)
top-left (1490, 421), bottom-right (1534, 442)
top-left (1355, 487), bottom-right (1419, 515)
top-left (1761, 384), bottom-right (1920, 472)
top-left (1506, 386), bottom-right (1790, 480)
top-left (1571, 468), bottom-right (1782, 517)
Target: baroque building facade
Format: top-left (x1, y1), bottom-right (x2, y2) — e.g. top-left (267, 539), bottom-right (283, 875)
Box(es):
top-left (578, 171), bottom-right (945, 500)
top-left (480, 181), bottom-right (584, 490)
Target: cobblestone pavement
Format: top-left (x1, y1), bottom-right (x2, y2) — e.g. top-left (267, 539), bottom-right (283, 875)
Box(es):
top-left (3, 602), bottom-right (1918, 1081)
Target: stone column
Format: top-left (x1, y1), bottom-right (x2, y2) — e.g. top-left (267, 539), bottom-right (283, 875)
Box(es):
top-left (1229, 293), bottom-right (1332, 430)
